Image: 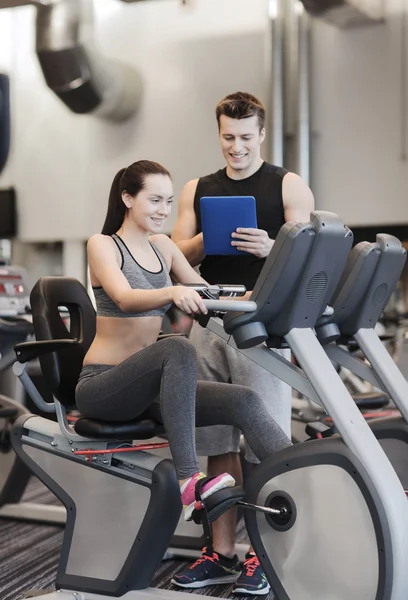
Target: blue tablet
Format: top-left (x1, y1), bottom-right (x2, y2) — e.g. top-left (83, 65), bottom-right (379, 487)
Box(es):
top-left (200, 196), bottom-right (258, 255)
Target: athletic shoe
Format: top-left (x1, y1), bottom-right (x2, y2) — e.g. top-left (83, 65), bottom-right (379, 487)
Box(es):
top-left (180, 471), bottom-right (235, 521)
top-left (171, 547), bottom-right (241, 588)
top-left (234, 553), bottom-right (270, 595)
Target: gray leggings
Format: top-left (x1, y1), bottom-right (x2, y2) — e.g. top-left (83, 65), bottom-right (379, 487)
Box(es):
top-left (75, 337), bottom-right (291, 479)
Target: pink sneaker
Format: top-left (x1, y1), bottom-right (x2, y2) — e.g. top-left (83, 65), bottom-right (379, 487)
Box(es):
top-left (181, 472), bottom-right (236, 521)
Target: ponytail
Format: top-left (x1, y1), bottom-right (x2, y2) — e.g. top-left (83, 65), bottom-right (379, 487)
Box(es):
top-left (101, 168), bottom-right (126, 235)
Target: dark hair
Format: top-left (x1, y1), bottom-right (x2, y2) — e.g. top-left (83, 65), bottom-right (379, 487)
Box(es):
top-left (101, 160), bottom-right (171, 235)
top-left (215, 92), bottom-right (265, 131)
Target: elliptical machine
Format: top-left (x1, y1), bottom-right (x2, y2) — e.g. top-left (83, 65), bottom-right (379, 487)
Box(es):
top-left (9, 212), bottom-right (408, 600)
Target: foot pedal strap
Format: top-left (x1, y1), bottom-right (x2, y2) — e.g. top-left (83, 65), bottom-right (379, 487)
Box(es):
top-left (204, 486), bottom-right (245, 523)
top-left (192, 484), bottom-right (246, 525)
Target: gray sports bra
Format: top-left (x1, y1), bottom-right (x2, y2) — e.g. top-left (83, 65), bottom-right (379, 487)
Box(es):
top-left (93, 234), bottom-right (173, 318)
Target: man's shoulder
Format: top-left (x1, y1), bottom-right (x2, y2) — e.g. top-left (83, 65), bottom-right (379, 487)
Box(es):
top-left (261, 162), bottom-right (289, 179)
top-left (197, 168), bottom-right (225, 185)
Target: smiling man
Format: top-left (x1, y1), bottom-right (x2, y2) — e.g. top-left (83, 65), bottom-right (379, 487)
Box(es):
top-left (171, 92), bottom-right (314, 594)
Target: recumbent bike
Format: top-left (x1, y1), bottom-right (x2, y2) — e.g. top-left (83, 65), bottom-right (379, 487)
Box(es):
top-left (10, 212), bottom-right (408, 600)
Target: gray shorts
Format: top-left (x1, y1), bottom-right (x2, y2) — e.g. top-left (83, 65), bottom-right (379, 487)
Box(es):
top-left (190, 322), bottom-right (292, 463)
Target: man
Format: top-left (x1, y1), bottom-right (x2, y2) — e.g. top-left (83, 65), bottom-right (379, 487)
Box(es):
top-left (171, 92), bottom-right (314, 595)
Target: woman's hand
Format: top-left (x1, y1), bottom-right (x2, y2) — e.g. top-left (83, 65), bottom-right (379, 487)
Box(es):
top-left (171, 286), bottom-right (208, 315)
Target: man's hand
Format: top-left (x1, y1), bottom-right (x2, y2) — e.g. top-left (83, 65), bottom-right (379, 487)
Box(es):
top-left (231, 228), bottom-right (273, 258)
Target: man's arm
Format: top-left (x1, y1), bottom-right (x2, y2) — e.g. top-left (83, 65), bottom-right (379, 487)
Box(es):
top-left (231, 171), bottom-right (315, 258)
top-left (282, 172), bottom-right (315, 222)
top-left (171, 178), bottom-right (205, 267)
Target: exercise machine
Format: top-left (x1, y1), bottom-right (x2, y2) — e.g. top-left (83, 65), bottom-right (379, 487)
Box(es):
top-left (292, 235), bottom-right (408, 443)
top-left (10, 212), bottom-right (408, 600)
top-left (314, 234), bottom-right (408, 488)
top-left (0, 264), bottom-right (65, 524)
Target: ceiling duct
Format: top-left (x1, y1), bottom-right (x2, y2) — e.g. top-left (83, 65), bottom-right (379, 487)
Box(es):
top-left (0, 0), bottom-right (142, 121)
top-left (299, 0), bottom-right (384, 28)
top-left (35, 0), bottom-right (142, 120)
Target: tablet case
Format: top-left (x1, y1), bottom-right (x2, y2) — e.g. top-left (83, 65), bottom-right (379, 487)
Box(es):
top-left (200, 196), bottom-right (258, 255)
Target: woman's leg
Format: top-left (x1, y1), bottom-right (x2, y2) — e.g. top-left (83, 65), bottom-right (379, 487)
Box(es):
top-left (76, 337), bottom-right (235, 518)
top-left (193, 381), bottom-right (292, 460)
top-left (76, 336), bottom-right (200, 479)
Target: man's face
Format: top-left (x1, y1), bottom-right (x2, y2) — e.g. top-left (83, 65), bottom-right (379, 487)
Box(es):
top-left (219, 115), bottom-right (265, 173)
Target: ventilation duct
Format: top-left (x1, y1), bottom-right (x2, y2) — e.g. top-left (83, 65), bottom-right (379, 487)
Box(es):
top-left (299, 0), bottom-right (384, 27)
top-left (36, 0), bottom-right (142, 120)
top-left (0, 0), bottom-right (142, 121)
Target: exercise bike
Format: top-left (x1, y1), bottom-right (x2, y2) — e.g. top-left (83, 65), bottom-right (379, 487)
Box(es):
top-left (292, 234), bottom-right (406, 442)
top-left (309, 234), bottom-right (408, 489)
top-left (9, 212), bottom-right (408, 600)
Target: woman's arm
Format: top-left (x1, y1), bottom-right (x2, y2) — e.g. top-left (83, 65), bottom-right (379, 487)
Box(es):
top-left (153, 235), bottom-right (254, 303)
top-left (153, 235), bottom-right (255, 308)
top-left (88, 235), bottom-right (207, 315)
top-left (88, 235), bottom-right (174, 313)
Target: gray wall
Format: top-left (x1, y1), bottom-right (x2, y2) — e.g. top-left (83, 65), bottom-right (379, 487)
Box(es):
top-left (1, 0), bottom-right (407, 245)
top-left (0, 0), bottom-right (270, 242)
top-left (311, 1), bottom-right (408, 226)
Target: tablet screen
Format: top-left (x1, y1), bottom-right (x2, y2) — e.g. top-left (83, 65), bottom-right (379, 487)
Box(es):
top-left (200, 196), bottom-right (258, 255)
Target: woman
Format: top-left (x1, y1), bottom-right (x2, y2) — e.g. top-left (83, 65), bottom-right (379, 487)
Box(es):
top-left (75, 160), bottom-right (291, 521)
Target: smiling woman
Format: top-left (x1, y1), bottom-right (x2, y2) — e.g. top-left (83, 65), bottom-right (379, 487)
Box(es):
top-left (71, 159), bottom-right (292, 523)
top-left (74, 159), bottom-right (254, 520)
top-left (85, 160), bottom-right (208, 367)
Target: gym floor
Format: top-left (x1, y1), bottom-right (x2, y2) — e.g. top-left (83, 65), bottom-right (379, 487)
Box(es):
top-left (2, 341), bottom-right (408, 600)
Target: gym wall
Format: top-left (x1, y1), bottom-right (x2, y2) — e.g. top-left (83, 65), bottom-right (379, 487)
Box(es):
top-left (2, 0), bottom-right (407, 243)
top-left (0, 0), bottom-right (269, 243)
top-left (311, 0), bottom-right (408, 227)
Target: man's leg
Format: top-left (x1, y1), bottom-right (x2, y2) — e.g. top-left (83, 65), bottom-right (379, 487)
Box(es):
top-left (227, 345), bottom-right (292, 595)
top-left (207, 452), bottom-right (243, 557)
top-left (189, 321), bottom-right (242, 557)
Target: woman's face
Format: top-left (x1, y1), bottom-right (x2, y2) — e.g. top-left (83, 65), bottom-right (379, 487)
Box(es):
top-left (123, 174), bottom-right (174, 233)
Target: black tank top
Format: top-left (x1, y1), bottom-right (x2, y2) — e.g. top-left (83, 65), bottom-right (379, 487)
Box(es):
top-left (193, 161), bottom-right (288, 289)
